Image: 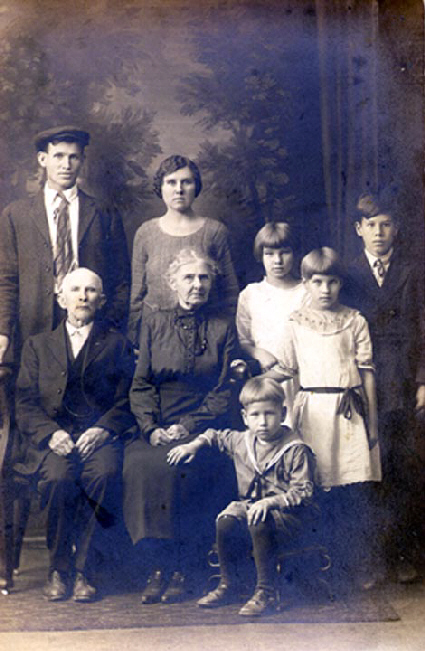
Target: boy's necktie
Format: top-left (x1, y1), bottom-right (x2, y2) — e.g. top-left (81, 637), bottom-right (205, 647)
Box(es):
top-left (374, 258), bottom-right (386, 284)
top-left (54, 192), bottom-right (73, 289)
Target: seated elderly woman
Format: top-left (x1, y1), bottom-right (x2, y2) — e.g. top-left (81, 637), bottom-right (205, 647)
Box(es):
top-left (123, 248), bottom-right (237, 604)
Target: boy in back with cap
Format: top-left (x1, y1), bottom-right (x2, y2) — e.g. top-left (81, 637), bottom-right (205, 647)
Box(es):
top-left (0, 125), bottom-right (130, 368)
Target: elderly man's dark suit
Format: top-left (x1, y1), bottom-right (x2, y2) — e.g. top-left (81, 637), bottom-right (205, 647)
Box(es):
top-left (343, 247), bottom-right (423, 564)
top-left (16, 320), bottom-right (135, 577)
top-left (0, 189), bottom-right (130, 360)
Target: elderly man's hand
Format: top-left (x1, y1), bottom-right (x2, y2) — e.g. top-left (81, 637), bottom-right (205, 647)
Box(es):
top-left (49, 430), bottom-right (76, 457)
top-left (76, 427), bottom-right (110, 460)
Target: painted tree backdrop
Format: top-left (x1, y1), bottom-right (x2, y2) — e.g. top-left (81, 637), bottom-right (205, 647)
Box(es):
top-left (0, 0), bottom-right (423, 284)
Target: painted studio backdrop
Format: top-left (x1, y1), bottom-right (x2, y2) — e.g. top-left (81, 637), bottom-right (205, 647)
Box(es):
top-left (0, 0), bottom-right (423, 285)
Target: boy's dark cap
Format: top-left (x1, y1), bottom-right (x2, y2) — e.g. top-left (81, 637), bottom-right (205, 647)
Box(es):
top-left (34, 125), bottom-right (90, 151)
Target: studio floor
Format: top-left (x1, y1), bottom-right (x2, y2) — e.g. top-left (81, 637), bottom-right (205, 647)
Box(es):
top-left (0, 538), bottom-right (424, 651)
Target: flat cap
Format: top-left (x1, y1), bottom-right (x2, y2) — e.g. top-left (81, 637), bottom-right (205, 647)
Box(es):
top-left (34, 125), bottom-right (90, 151)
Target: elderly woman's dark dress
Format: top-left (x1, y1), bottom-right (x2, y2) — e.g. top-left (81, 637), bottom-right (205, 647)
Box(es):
top-left (123, 304), bottom-right (237, 569)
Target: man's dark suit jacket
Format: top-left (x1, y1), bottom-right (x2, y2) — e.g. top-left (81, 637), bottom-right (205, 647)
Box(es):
top-left (0, 189), bottom-right (130, 358)
top-left (343, 248), bottom-right (423, 415)
top-left (15, 320), bottom-right (136, 475)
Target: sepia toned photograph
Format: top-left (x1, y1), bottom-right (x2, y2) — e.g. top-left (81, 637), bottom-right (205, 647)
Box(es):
top-left (0, 1), bottom-right (424, 649)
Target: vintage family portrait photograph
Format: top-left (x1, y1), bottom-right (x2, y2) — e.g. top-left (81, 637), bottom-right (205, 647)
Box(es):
top-left (0, 1), bottom-right (424, 649)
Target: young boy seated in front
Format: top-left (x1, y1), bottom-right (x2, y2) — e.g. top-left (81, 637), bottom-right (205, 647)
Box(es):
top-left (167, 377), bottom-right (317, 617)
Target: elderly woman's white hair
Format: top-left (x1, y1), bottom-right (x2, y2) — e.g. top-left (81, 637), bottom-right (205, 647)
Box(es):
top-left (166, 248), bottom-right (219, 287)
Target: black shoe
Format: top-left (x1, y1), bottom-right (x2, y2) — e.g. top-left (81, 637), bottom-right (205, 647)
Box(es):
top-left (239, 588), bottom-right (276, 617)
top-left (73, 572), bottom-right (97, 603)
top-left (43, 570), bottom-right (68, 602)
top-left (141, 569), bottom-right (167, 604)
top-left (161, 571), bottom-right (187, 603)
top-left (197, 582), bottom-right (239, 608)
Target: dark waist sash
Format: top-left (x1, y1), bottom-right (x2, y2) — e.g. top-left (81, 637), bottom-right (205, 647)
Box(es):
top-left (300, 386), bottom-right (366, 421)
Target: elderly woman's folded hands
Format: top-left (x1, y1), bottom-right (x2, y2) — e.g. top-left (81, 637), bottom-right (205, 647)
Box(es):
top-left (150, 424), bottom-right (190, 446)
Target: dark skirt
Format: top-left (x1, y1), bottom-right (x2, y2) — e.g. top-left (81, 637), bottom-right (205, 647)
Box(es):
top-left (123, 435), bottom-right (237, 545)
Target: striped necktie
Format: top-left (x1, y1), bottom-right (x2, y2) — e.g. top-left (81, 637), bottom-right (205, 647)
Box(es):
top-left (374, 258), bottom-right (386, 283)
top-left (54, 192), bottom-right (73, 289)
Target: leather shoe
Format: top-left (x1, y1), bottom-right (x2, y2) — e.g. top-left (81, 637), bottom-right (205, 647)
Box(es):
top-left (43, 570), bottom-right (68, 602)
top-left (161, 571), bottom-right (187, 603)
top-left (73, 572), bottom-right (97, 603)
top-left (141, 569), bottom-right (166, 604)
top-left (197, 582), bottom-right (239, 608)
top-left (239, 588), bottom-right (276, 617)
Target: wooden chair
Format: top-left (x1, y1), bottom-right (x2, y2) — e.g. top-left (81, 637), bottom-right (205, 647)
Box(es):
top-left (0, 367), bottom-right (33, 595)
top-left (275, 541), bottom-right (333, 603)
top-left (0, 367), bottom-right (14, 594)
top-left (205, 520), bottom-right (334, 606)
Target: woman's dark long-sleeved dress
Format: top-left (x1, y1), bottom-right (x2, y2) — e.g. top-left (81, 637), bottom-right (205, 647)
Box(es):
top-left (123, 306), bottom-right (237, 544)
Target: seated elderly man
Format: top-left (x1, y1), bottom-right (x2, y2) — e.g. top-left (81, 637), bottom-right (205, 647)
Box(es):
top-left (15, 267), bottom-right (135, 602)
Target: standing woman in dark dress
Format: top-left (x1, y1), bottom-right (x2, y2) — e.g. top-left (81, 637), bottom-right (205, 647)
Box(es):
top-left (123, 248), bottom-right (237, 603)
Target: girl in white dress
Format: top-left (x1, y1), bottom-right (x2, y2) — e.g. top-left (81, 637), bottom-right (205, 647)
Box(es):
top-left (236, 222), bottom-right (305, 425)
top-left (275, 247), bottom-right (381, 488)
top-left (270, 247), bottom-right (381, 585)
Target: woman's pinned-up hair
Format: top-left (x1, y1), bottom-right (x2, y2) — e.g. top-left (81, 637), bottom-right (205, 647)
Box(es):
top-left (153, 155), bottom-right (203, 198)
top-left (301, 247), bottom-right (345, 281)
top-left (166, 248), bottom-right (219, 286)
top-left (239, 376), bottom-right (285, 408)
top-left (253, 221), bottom-right (298, 262)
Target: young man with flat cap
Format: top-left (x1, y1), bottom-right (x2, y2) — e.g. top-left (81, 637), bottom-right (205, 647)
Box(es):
top-left (0, 125), bottom-right (130, 367)
top-left (15, 267), bottom-right (135, 601)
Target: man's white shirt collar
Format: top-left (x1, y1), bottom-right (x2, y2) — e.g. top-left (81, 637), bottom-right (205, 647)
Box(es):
top-left (44, 183), bottom-right (78, 207)
top-left (364, 247), bottom-right (393, 268)
top-left (66, 321), bottom-right (93, 337)
top-left (66, 321), bottom-right (93, 357)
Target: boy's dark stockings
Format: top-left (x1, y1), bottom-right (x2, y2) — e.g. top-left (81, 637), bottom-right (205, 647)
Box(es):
top-left (216, 514), bottom-right (277, 594)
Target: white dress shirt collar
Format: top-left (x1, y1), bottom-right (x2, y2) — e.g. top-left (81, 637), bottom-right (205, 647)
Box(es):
top-left (66, 321), bottom-right (93, 358)
top-left (364, 247), bottom-right (393, 268)
top-left (45, 182), bottom-right (78, 207)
